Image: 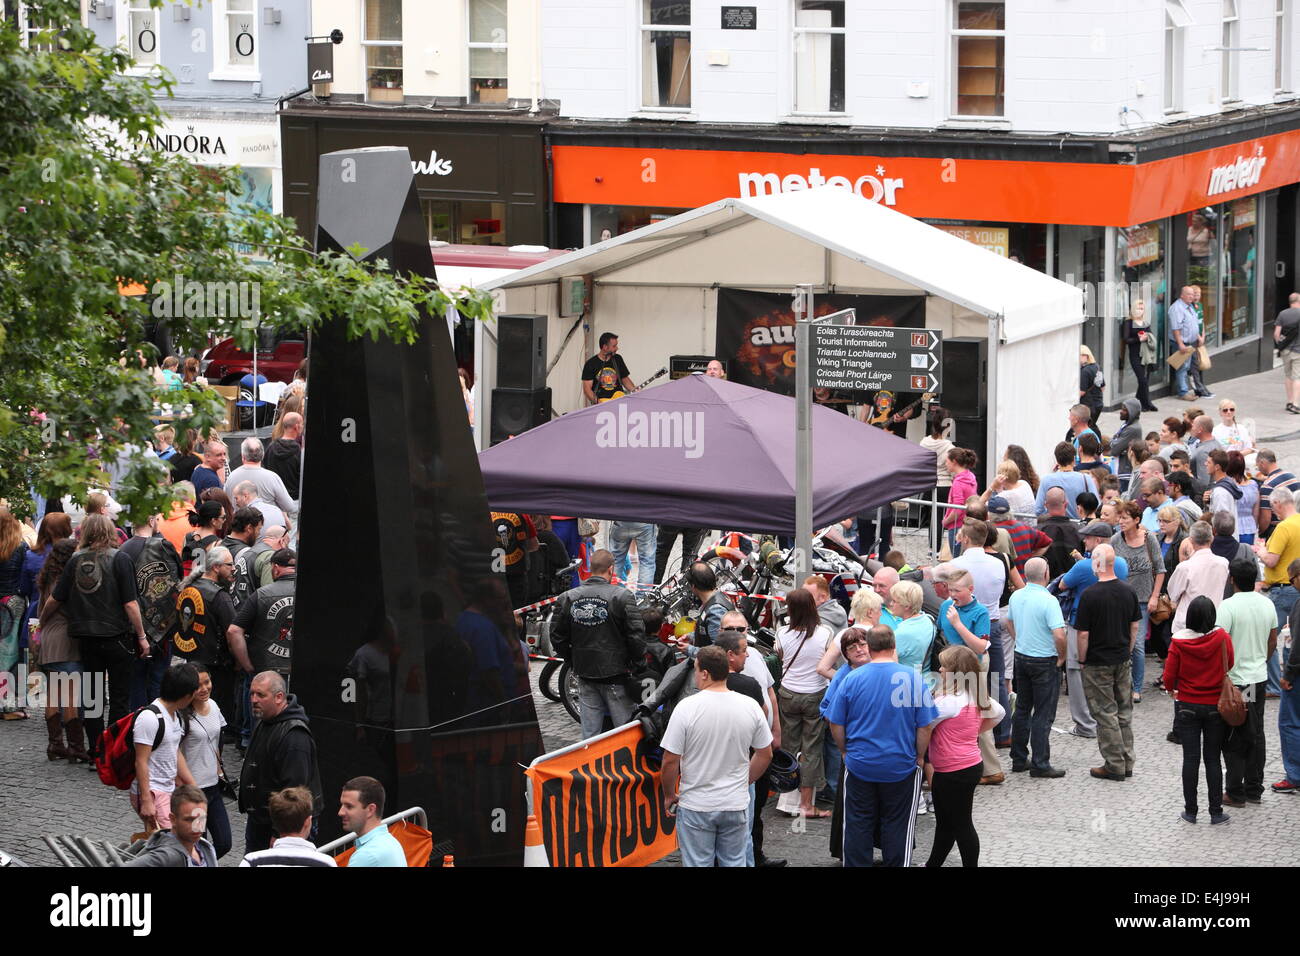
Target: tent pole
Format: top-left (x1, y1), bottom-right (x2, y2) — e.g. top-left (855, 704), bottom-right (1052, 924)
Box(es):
top-left (794, 284), bottom-right (814, 578)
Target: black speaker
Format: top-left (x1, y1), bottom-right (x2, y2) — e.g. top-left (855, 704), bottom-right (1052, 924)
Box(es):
top-left (940, 337), bottom-right (988, 419)
top-left (491, 386), bottom-right (551, 444)
top-left (949, 417), bottom-right (988, 491)
top-left (497, 313), bottom-right (547, 390)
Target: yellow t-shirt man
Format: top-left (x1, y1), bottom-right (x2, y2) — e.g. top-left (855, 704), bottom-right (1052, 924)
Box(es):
top-left (1264, 512), bottom-right (1300, 586)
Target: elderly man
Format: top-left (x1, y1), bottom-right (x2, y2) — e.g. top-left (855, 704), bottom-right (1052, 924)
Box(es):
top-left (225, 437), bottom-right (297, 518)
top-left (1255, 487), bottom-right (1300, 695)
top-left (1168, 521), bottom-right (1230, 631)
top-left (1075, 545), bottom-right (1142, 781)
top-left (1058, 521), bottom-right (1131, 739)
top-left (705, 359), bottom-right (726, 379)
top-left (871, 566), bottom-right (901, 626)
top-left (1004, 558), bottom-right (1068, 778)
top-left (1169, 285), bottom-right (1212, 400)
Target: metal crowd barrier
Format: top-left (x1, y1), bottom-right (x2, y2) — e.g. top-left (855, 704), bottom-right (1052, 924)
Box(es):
top-left (870, 494), bottom-right (1040, 566)
top-left (42, 833), bottom-right (144, 867)
top-left (316, 805), bottom-right (429, 858)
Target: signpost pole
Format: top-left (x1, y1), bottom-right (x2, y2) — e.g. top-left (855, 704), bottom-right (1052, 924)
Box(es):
top-left (794, 284), bottom-right (814, 578)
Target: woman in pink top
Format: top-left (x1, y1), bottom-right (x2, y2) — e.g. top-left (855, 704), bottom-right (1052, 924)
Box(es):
top-left (925, 644), bottom-right (1006, 868)
top-left (943, 447), bottom-right (980, 557)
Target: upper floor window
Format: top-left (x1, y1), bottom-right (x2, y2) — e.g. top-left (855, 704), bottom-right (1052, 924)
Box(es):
top-left (1222, 0), bottom-right (1240, 102)
top-left (1277, 0), bottom-right (1292, 93)
top-left (211, 0), bottom-right (259, 79)
top-left (363, 0), bottom-right (403, 101)
top-left (468, 0), bottom-right (508, 103)
top-left (951, 1), bottom-right (1004, 117)
top-left (1164, 0), bottom-right (1190, 113)
top-left (120, 0), bottom-right (160, 69)
top-left (793, 1), bottom-right (845, 113)
top-left (17, 2), bottom-right (55, 51)
top-left (641, 0), bottom-right (691, 109)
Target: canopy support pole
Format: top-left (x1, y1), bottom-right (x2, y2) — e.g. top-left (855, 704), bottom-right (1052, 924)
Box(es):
top-left (794, 283), bottom-right (814, 578)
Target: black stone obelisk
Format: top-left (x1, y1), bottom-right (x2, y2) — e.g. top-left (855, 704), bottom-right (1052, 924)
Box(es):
top-left (295, 147), bottom-right (544, 865)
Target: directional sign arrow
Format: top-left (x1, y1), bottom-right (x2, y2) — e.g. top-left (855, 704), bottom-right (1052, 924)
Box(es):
top-left (929, 353), bottom-right (938, 372)
top-left (929, 373), bottom-right (939, 391)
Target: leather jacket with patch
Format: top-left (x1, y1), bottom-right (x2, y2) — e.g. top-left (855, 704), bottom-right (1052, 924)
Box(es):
top-left (551, 575), bottom-right (646, 681)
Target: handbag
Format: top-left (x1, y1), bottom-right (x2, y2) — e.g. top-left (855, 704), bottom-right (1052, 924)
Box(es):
top-left (1149, 593), bottom-right (1176, 625)
top-left (1196, 345), bottom-right (1212, 371)
top-left (1217, 639), bottom-right (1246, 727)
top-left (577, 518), bottom-right (599, 538)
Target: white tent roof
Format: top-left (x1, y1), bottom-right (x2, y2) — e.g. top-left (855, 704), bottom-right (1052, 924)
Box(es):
top-left (481, 188), bottom-right (1083, 345)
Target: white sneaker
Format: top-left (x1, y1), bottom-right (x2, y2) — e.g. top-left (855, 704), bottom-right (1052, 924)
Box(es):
top-left (916, 801), bottom-right (928, 816)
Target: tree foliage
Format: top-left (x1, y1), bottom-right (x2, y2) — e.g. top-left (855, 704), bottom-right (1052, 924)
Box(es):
top-left (0, 0), bottom-right (494, 522)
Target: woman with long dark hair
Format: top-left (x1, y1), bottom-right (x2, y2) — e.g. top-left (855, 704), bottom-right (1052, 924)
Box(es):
top-left (1002, 444), bottom-right (1039, 495)
top-left (181, 662), bottom-right (232, 857)
top-left (35, 539), bottom-right (87, 760)
top-left (169, 428), bottom-right (202, 483)
top-left (200, 487), bottom-right (234, 539)
top-left (943, 447), bottom-right (979, 557)
top-left (1163, 596), bottom-right (1233, 825)
top-left (776, 587), bottom-right (834, 818)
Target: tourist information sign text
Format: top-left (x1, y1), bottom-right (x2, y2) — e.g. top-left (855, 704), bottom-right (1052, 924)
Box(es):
top-left (811, 318), bottom-right (943, 394)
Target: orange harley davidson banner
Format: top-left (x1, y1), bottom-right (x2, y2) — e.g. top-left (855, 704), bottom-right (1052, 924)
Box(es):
top-left (524, 723), bottom-right (677, 867)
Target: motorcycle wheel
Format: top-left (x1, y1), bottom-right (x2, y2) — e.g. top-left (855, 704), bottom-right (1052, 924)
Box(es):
top-left (559, 661), bottom-right (582, 723)
top-left (538, 659), bottom-right (562, 702)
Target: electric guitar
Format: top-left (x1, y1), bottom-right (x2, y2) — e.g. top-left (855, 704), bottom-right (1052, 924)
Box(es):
top-left (597, 366), bottom-right (669, 403)
top-left (866, 391), bottom-right (936, 427)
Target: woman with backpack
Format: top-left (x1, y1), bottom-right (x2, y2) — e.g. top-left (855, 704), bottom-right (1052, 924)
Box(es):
top-left (182, 662), bottom-right (232, 858)
top-left (776, 588), bottom-right (833, 818)
top-left (35, 540), bottom-right (87, 760)
top-left (0, 512), bottom-right (30, 719)
top-left (1162, 596), bottom-right (1234, 826)
top-left (925, 644), bottom-right (1006, 867)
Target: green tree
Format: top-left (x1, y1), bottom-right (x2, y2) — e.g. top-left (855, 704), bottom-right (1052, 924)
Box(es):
top-left (0, 1), bottom-right (492, 523)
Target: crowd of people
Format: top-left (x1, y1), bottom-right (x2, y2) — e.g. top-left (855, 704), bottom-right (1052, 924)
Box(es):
top-left (546, 386), bottom-right (1299, 867)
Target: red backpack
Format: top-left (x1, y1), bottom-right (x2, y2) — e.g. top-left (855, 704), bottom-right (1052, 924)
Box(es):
top-left (96, 704), bottom-right (165, 790)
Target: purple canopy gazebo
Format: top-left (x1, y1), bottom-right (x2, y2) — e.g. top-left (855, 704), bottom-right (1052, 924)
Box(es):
top-left (477, 375), bottom-right (936, 536)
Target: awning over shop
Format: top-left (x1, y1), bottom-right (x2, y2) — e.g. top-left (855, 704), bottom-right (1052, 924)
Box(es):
top-left (481, 188), bottom-right (1083, 344)
top-left (477, 373), bottom-right (935, 535)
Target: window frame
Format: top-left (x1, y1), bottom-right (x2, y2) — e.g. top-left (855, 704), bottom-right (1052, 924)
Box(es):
top-left (361, 0), bottom-right (405, 99)
top-left (1164, 4), bottom-right (1186, 113)
top-left (467, 0), bottom-right (509, 104)
top-left (949, 0), bottom-right (1007, 120)
top-left (791, 0), bottom-right (847, 115)
top-left (17, 2), bottom-right (54, 51)
top-left (639, 0), bottom-right (693, 112)
top-left (1276, 0), bottom-right (1293, 94)
top-left (209, 0), bottom-right (261, 82)
top-left (117, 0), bottom-right (162, 74)
top-left (1221, 0), bottom-right (1240, 103)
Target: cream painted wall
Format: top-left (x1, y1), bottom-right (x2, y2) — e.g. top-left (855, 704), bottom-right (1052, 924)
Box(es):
top-left (313, 0), bottom-right (540, 100)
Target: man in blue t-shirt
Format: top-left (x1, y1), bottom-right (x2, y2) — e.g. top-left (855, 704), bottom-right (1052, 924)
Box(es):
top-left (826, 624), bottom-right (939, 868)
top-left (1035, 442), bottom-right (1098, 518)
top-left (1056, 521), bottom-right (1129, 739)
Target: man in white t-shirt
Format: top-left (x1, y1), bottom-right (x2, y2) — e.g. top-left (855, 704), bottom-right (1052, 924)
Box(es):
top-left (660, 646), bottom-right (773, 867)
top-left (131, 663), bottom-right (200, 834)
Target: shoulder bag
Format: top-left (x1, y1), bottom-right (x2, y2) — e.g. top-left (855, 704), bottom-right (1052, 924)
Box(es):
top-left (1217, 638), bottom-right (1246, 727)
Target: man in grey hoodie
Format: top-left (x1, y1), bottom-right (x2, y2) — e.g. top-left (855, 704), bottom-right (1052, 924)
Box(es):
top-left (126, 785), bottom-right (218, 867)
top-left (1108, 399), bottom-right (1144, 476)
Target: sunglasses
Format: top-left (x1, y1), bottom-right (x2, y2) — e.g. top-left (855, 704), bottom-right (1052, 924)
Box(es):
top-left (720, 626), bottom-right (748, 633)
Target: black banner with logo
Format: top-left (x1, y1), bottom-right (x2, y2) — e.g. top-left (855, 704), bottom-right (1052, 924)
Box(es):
top-left (715, 288), bottom-right (924, 397)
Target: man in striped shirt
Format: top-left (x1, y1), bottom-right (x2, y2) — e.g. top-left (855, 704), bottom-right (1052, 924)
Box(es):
top-left (1256, 450), bottom-right (1300, 540)
top-left (239, 787), bottom-right (335, 867)
top-left (989, 497), bottom-right (1052, 574)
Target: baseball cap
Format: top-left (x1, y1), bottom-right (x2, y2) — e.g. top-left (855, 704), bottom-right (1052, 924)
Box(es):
top-left (987, 496), bottom-right (1011, 516)
top-left (1081, 520), bottom-right (1113, 538)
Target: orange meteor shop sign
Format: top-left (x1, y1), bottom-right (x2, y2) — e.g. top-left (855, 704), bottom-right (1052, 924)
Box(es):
top-left (524, 722), bottom-right (676, 867)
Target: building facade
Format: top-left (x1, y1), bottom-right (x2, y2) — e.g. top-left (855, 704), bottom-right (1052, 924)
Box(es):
top-left (79, 0), bottom-right (312, 215)
top-left (540, 0), bottom-right (1300, 405)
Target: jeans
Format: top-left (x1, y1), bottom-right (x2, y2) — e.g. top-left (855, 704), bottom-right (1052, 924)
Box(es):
top-left (1065, 626), bottom-right (1096, 735)
top-left (1280, 674), bottom-right (1300, 786)
top-left (925, 760), bottom-right (983, 867)
top-left (823, 733), bottom-right (843, 798)
top-left (745, 783), bottom-right (756, 866)
top-left (609, 521), bottom-right (656, 589)
top-left (654, 526), bottom-right (704, 585)
top-left (1082, 661), bottom-right (1135, 776)
top-left (79, 635), bottom-right (136, 751)
top-left (1224, 681), bottom-right (1267, 801)
top-left (128, 645), bottom-right (171, 711)
top-left (946, 527), bottom-right (962, 558)
top-left (675, 807), bottom-right (748, 867)
top-left (576, 677), bottom-right (635, 739)
top-left (843, 767), bottom-right (922, 867)
top-left (1131, 605), bottom-right (1149, 693)
top-left (551, 519), bottom-right (583, 588)
top-left (1265, 586), bottom-right (1297, 695)
top-left (1175, 701), bottom-right (1225, 816)
top-left (201, 782), bottom-right (233, 859)
top-left (1172, 342), bottom-right (1207, 396)
top-left (1011, 653), bottom-right (1060, 770)
top-left (986, 621), bottom-right (1011, 742)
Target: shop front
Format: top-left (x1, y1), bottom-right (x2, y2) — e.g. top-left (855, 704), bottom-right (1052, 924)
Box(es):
top-left (279, 107), bottom-right (549, 249)
top-left (546, 113), bottom-right (1300, 408)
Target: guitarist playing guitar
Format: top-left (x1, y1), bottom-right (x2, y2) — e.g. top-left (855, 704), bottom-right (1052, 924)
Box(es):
top-left (582, 332), bottom-right (634, 405)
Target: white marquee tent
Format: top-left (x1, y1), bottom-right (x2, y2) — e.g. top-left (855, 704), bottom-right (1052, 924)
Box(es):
top-left (478, 188), bottom-right (1085, 477)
